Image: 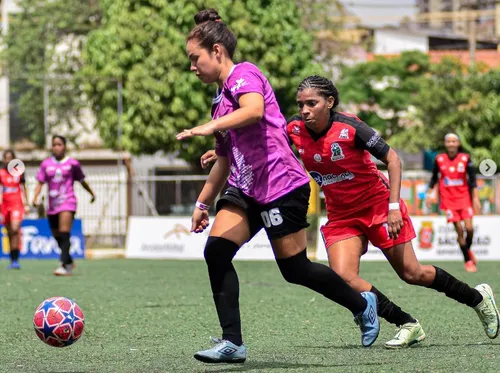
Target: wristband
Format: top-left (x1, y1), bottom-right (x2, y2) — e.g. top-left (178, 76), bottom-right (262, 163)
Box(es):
top-left (388, 202), bottom-right (400, 211)
top-left (195, 201), bottom-right (210, 211)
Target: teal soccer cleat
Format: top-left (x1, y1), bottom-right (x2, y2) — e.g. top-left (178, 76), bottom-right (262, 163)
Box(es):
top-left (354, 292), bottom-right (380, 347)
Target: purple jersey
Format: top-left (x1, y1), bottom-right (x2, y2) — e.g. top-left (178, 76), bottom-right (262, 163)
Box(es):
top-left (36, 157), bottom-right (85, 215)
top-left (212, 62), bottom-right (309, 204)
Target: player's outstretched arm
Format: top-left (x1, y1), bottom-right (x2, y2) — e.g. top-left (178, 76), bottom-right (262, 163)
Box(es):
top-left (176, 93), bottom-right (264, 139)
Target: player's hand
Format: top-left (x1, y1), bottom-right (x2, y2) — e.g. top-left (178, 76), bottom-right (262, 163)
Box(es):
top-left (191, 208), bottom-right (210, 233)
top-left (387, 209), bottom-right (403, 239)
top-left (201, 150), bottom-right (218, 169)
top-left (473, 197), bottom-right (481, 214)
top-left (176, 122), bottom-right (217, 140)
top-left (425, 195), bottom-right (432, 209)
top-left (90, 195), bottom-right (96, 204)
top-left (32, 197), bottom-right (39, 207)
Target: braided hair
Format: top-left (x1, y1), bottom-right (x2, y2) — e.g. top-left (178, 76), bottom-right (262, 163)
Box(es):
top-left (297, 75), bottom-right (340, 112)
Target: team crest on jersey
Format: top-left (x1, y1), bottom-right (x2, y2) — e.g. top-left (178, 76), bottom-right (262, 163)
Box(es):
top-left (457, 162), bottom-right (465, 173)
top-left (339, 128), bottom-right (349, 139)
top-left (292, 125), bottom-right (300, 135)
top-left (314, 154), bottom-right (322, 162)
top-left (330, 143), bottom-right (345, 161)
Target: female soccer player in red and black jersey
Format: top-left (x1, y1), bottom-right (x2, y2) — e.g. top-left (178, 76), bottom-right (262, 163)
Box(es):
top-left (425, 134), bottom-right (480, 272)
top-left (177, 9), bottom-right (379, 363)
top-left (0, 150), bottom-right (28, 269)
top-left (204, 75), bottom-right (500, 348)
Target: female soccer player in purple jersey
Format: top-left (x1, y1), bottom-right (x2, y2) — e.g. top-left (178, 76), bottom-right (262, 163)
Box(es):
top-left (32, 135), bottom-right (96, 276)
top-left (176, 9), bottom-right (379, 363)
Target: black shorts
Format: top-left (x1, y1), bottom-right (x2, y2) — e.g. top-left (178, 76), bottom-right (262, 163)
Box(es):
top-left (47, 211), bottom-right (76, 231)
top-left (216, 183), bottom-right (310, 240)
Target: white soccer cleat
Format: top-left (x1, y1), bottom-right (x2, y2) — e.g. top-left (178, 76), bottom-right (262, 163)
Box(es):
top-left (384, 320), bottom-right (426, 349)
top-left (53, 265), bottom-right (73, 276)
top-left (474, 284), bottom-right (500, 339)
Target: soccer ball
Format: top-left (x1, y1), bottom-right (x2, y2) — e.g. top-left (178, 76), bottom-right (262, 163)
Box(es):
top-left (33, 297), bottom-right (85, 347)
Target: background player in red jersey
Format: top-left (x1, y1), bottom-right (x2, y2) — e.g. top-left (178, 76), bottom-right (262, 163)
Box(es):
top-left (204, 75), bottom-right (500, 348)
top-left (0, 150), bottom-right (28, 269)
top-left (425, 134), bottom-right (480, 272)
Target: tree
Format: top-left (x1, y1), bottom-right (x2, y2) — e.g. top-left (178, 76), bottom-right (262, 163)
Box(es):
top-left (0, 0), bottom-right (102, 147)
top-left (83, 0), bottom-right (322, 169)
top-left (389, 59), bottom-right (500, 166)
top-left (338, 51), bottom-right (431, 138)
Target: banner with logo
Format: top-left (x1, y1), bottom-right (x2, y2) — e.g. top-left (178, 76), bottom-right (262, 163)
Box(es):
top-left (0, 219), bottom-right (85, 259)
top-left (125, 216), bottom-right (274, 260)
top-left (316, 216), bottom-right (500, 261)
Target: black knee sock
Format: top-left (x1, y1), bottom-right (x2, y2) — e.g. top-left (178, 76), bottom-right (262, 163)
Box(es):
top-left (276, 249), bottom-right (367, 315)
top-left (459, 244), bottom-right (471, 262)
top-left (427, 266), bottom-right (482, 307)
top-left (370, 286), bottom-right (416, 326)
top-left (59, 232), bottom-right (72, 266)
top-left (204, 237), bottom-right (242, 346)
top-left (10, 249), bottom-right (20, 262)
top-left (465, 232), bottom-right (473, 250)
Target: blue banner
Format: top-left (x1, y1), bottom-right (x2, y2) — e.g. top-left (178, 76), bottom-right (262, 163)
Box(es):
top-left (1, 219), bottom-right (85, 259)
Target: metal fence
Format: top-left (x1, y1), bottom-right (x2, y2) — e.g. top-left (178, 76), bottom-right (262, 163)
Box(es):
top-left (24, 171), bottom-right (500, 248)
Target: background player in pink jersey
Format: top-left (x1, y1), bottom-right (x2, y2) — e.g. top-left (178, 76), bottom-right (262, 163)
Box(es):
top-left (0, 150), bottom-right (28, 269)
top-left (202, 75), bottom-right (500, 348)
top-left (32, 135), bottom-right (96, 276)
top-left (425, 134), bottom-right (480, 272)
top-left (177, 9), bottom-right (379, 364)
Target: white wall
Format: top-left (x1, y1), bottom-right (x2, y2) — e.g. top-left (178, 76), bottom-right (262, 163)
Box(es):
top-left (374, 29), bottom-right (428, 55)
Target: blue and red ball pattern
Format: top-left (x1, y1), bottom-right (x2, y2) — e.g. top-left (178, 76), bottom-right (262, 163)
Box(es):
top-left (33, 297), bottom-right (85, 347)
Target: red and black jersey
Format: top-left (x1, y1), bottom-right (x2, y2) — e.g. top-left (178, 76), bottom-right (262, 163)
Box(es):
top-left (0, 168), bottom-right (25, 206)
top-left (428, 152), bottom-right (475, 210)
top-left (287, 112), bottom-right (391, 221)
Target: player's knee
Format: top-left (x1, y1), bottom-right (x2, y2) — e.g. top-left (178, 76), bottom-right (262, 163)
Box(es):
top-left (276, 249), bottom-right (309, 285)
top-left (466, 229), bottom-right (474, 237)
top-left (400, 266), bottom-right (426, 285)
top-left (333, 267), bottom-right (358, 287)
top-left (9, 227), bottom-right (20, 236)
top-left (203, 236), bottom-right (239, 265)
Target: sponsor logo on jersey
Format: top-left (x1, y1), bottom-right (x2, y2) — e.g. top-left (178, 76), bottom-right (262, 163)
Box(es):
top-left (449, 166), bottom-right (455, 172)
top-left (339, 128), bottom-right (349, 139)
top-left (298, 148), bottom-right (304, 154)
top-left (313, 154), bottom-right (322, 162)
top-left (292, 125), bottom-right (300, 135)
top-left (366, 133), bottom-right (381, 148)
top-left (309, 171), bottom-right (354, 186)
top-left (330, 142), bottom-right (345, 161)
top-left (443, 177), bottom-right (464, 186)
top-left (230, 78), bottom-right (248, 93)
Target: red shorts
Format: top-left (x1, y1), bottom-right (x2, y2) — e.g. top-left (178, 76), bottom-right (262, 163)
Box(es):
top-left (444, 207), bottom-right (473, 223)
top-left (320, 199), bottom-right (416, 251)
top-left (1, 204), bottom-right (25, 225)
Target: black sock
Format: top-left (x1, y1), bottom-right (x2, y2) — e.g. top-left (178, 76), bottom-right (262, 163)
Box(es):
top-left (10, 249), bottom-right (20, 262)
top-left (427, 266), bottom-right (482, 307)
top-left (459, 244), bottom-right (471, 262)
top-left (204, 236), bottom-right (242, 346)
top-left (370, 286), bottom-right (416, 326)
top-left (466, 232), bottom-right (473, 250)
top-left (59, 232), bottom-right (73, 266)
top-left (276, 249), bottom-right (367, 315)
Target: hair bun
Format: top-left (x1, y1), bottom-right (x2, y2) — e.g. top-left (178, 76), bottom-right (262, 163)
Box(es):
top-left (194, 8), bottom-right (221, 25)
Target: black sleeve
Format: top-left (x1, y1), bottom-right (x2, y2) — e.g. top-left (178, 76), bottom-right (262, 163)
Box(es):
top-left (428, 160), bottom-right (439, 189)
top-left (21, 173), bottom-right (26, 184)
top-left (353, 121), bottom-right (390, 160)
top-left (467, 158), bottom-right (477, 189)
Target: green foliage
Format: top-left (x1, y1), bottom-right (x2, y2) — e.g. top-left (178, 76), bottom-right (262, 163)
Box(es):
top-left (83, 0), bottom-right (322, 167)
top-left (340, 52), bottom-right (500, 166)
top-left (0, 0), bottom-right (101, 146)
